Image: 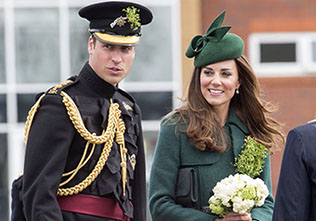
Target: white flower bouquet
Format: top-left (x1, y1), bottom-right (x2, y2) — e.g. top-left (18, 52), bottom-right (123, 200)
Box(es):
top-left (208, 173), bottom-right (269, 217)
top-left (208, 136), bottom-right (270, 217)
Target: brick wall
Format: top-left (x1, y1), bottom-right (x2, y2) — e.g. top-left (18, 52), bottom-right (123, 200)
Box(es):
top-left (201, 0), bottom-right (316, 56)
top-left (259, 76), bottom-right (316, 195)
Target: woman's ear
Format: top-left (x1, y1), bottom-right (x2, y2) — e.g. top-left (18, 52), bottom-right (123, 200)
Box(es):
top-left (236, 78), bottom-right (241, 90)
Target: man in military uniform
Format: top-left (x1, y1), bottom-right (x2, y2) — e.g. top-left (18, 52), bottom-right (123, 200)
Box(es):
top-left (18, 1), bottom-right (152, 221)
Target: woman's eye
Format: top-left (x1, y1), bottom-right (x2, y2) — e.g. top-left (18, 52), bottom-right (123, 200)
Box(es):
top-left (222, 72), bottom-right (232, 76)
top-left (204, 70), bottom-right (212, 75)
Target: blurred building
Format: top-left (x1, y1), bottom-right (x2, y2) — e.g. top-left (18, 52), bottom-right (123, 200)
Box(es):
top-left (0, 0), bottom-right (315, 220)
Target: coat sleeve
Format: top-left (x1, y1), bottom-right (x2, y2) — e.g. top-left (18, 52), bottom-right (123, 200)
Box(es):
top-left (149, 118), bottom-right (218, 221)
top-left (22, 94), bottom-right (76, 221)
top-left (251, 155), bottom-right (274, 221)
top-left (272, 129), bottom-right (311, 221)
top-left (131, 105), bottom-right (146, 221)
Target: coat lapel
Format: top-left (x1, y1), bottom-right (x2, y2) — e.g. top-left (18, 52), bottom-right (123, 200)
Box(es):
top-left (225, 110), bottom-right (249, 158)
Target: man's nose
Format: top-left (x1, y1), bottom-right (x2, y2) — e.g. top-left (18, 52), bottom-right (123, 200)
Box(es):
top-left (111, 50), bottom-right (122, 63)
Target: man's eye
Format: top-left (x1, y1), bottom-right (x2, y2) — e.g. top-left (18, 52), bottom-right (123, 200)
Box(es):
top-left (122, 47), bottom-right (131, 51)
top-left (104, 44), bottom-right (111, 49)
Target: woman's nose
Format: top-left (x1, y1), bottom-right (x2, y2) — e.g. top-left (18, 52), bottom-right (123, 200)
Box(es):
top-left (211, 74), bottom-right (221, 86)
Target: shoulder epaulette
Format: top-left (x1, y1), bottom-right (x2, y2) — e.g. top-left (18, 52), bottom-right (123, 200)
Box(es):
top-left (25, 76), bottom-right (78, 144)
top-left (47, 76), bottom-right (78, 95)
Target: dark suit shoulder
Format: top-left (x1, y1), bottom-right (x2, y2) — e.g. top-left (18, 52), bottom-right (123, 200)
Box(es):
top-left (291, 121), bottom-right (316, 140)
top-left (287, 121), bottom-right (316, 158)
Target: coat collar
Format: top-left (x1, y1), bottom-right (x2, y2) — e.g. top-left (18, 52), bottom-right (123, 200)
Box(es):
top-left (78, 62), bottom-right (117, 99)
top-left (225, 109), bottom-right (248, 135)
top-left (224, 108), bottom-right (249, 158)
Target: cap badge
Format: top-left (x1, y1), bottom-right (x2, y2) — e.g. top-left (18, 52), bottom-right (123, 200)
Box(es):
top-left (110, 16), bottom-right (127, 28)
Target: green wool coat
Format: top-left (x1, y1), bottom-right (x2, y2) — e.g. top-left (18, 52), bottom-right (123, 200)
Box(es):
top-left (149, 110), bottom-right (274, 221)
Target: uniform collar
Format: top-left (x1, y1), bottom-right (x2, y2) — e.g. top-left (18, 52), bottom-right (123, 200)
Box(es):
top-left (78, 62), bottom-right (117, 99)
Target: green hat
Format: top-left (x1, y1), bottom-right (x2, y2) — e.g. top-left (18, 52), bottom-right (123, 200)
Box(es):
top-left (185, 11), bottom-right (244, 67)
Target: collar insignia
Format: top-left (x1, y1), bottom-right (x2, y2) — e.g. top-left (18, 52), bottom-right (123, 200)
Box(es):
top-left (129, 154), bottom-right (136, 170)
top-left (123, 102), bottom-right (132, 111)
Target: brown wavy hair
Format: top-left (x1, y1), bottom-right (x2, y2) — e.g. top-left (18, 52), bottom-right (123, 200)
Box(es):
top-left (170, 55), bottom-right (284, 153)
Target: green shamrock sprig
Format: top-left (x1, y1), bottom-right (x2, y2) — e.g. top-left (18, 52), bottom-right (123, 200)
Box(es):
top-left (233, 136), bottom-right (270, 178)
top-left (123, 6), bottom-right (141, 31)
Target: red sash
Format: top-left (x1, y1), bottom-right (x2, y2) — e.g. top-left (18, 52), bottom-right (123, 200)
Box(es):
top-left (57, 194), bottom-right (130, 221)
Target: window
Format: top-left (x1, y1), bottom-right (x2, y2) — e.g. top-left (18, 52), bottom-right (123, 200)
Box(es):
top-left (249, 32), bottom-right (316, 77)
top-left (69, 7), bottom-right (89, 76)
top-left (260, 43), bottom-right (296, 63)
top-left (312, 41), bottom-right (316, 62)
top-left (126, 6), bottom-right (173, 82)
top-left (0, 133), bottom-right (8, 221)
top-left (143, 130), bottom-right (159, 179)
top-left (15, 8), bottom-right (60, 83)
top-left (0, 94), bottom-right (6, 123)
top-left (17, 93), bottom-right (36, 122)
top-left (0, 9), bottom-right (4, 84)
top-left (130, 91), bottom-right (173, 121)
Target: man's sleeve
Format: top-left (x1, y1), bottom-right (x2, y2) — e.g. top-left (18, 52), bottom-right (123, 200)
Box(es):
top-left (22, 94), bottom-right (75, 221)
top-left (131, 104), bottom-right (146, 221)
top-left (272, 129), bottom-right (311, 221)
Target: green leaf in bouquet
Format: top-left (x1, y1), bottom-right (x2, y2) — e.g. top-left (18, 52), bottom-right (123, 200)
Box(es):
top-left (233, 136), bottom-right (270, 178)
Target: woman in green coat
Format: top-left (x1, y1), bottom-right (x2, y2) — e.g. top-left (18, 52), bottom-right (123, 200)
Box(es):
top-left (149, 11), bottom-right (284, 221)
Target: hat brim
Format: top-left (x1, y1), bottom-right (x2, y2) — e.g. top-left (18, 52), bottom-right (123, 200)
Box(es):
top-left (94, 32), bottom-right (140, 46)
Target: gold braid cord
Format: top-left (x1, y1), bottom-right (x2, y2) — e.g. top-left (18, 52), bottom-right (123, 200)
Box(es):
top-left (57, 94), bottom-right (127, 196)
top-left (24, 81), bottom-right (128, 197)
top-left (24, 94), bottom-right (46, 146)
top-left (24, 80), bottom-right (72, 146)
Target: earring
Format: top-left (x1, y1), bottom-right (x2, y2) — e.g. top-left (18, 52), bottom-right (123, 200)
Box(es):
top-left (236, 89), bottom-right (239, 94)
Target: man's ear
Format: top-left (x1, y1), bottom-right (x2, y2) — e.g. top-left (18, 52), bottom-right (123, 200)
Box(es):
top-left (88, 36), bottom-right (94, 55)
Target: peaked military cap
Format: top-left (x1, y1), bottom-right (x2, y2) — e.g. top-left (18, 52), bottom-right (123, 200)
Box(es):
top-left (79, 1), bottom-right (153, 46)
top-left (186, 11), bottom-right (244, 67)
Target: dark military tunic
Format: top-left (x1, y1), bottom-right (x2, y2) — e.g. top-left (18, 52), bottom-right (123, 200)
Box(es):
top-left (22, 62), bottom-right (146, 221)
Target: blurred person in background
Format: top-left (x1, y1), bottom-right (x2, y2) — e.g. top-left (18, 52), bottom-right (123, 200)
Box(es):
top-left (11, 1), bottom-right (152, 221)
top-left (273, 119), bottom-right (316, 221)
top-left (149, 11), bottom-right (284, 221)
